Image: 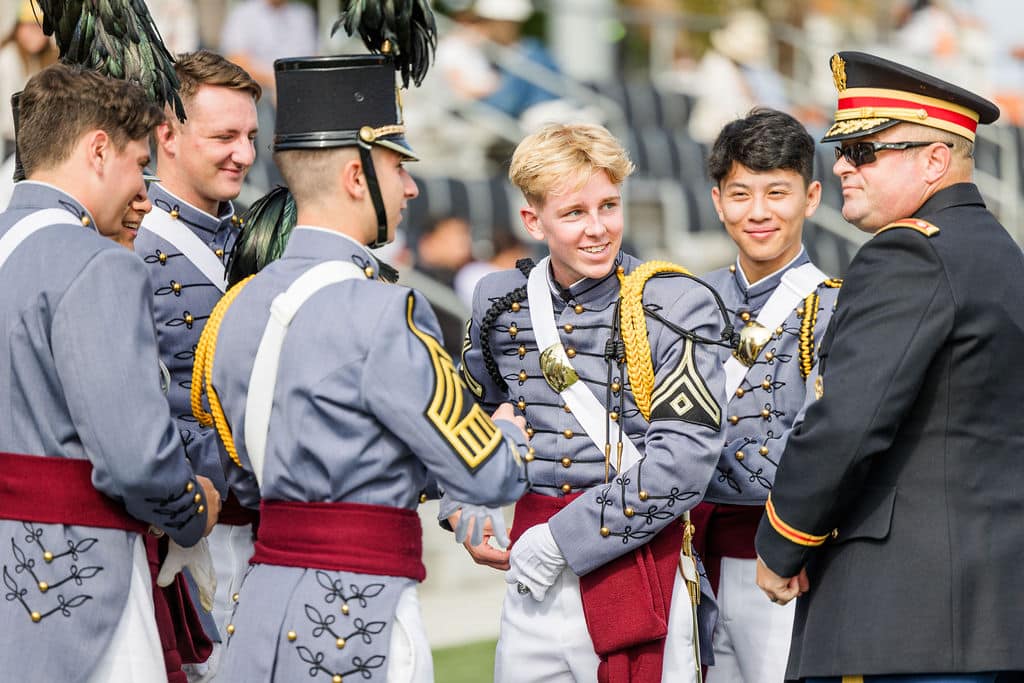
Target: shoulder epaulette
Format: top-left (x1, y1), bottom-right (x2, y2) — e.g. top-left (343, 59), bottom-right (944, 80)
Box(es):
top-left (875, 218), bottom-right (940, 238)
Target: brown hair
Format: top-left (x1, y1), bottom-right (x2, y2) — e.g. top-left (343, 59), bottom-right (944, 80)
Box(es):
top-left (18, 62), bottom-right (164, 176)
top-left (509, 123), bottom-right (635, 206)
top-left (175, 50), bottom-right (262, 105)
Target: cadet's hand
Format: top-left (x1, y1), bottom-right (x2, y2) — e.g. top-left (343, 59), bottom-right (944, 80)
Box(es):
top-left (491, 402), bottom-right (528, 441)
top-left (196, 476), bottom-right (222, 536)
top-left (756, 555), bottom-right (808, 606)
top-left (447, 508), bottom-right (511, 571)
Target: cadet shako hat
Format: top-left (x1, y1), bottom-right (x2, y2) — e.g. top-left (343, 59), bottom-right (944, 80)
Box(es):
top-left (273, 54), bottom-right (417, 160)
top-left (822, 51), bottom-right (999, 143)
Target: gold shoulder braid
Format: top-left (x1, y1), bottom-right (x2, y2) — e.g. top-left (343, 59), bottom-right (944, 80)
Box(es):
top-left (617, 260), bottom-right (693, 421)
top-left (823, 278), bottom-right (843, 288)
top-left (798, 291), bottom-right (820, 379)
top-left (191, 275), bottom-right (257, 468)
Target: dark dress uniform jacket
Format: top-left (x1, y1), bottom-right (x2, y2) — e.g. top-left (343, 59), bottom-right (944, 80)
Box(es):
top-left (755, 183), bottom-right (1024, 678)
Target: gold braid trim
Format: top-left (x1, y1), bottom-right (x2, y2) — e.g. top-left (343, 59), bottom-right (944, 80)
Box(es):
top-left (617, 260), bottom-right (693, 421)
top-left (823, 278), bottom-right (842, 288)
top-left (798, 292), bottom-right (820, 379)
top-left (191, 275), bottom-right (257, 468)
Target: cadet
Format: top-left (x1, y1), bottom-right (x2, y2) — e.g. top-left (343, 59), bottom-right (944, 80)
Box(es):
top-left (456, 122), bottom-right (727, 682)
top-left (695, 108), bottom-right (839, 683)
top-left (0, 63), bottom-right (219, 682)
top-left (132, 49), bottom-right (261, 673)
top-left (192, 54), bottom-right (531, 682)
top-left (756, 52), bottom-right (1024, 681)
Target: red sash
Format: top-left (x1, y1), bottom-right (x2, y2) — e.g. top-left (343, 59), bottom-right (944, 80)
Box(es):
top-left (251, 500), bottom-right (426, 581)
top-left (218, 490), bottom-right (260, 528)
top-left (510, 492), bottom-right (685, 683)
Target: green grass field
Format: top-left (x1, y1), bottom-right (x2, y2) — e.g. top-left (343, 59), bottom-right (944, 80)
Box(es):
top-left (432, 639), bottom-right (497, 683)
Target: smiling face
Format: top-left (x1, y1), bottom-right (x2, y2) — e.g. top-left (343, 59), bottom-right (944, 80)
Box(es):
top-left (521, 169), bottom-right (624, 289)
top-left (157, 84), bottom-right (258, 215)
top-left (116, 188), bottom-right (153, 249)
top-left (94, 137), bottom-right (151, 239)
top-left (712, 162), bottom-right (821, 283)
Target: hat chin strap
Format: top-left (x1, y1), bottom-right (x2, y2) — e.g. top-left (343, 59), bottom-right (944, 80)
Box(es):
top-left (357, 141), bottom-right (390, 248)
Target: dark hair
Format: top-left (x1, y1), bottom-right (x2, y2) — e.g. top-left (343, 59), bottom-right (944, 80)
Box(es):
top-left (18, 63), bottom-right (164, 176)
top-left (707, 108), bottom-right (815, 186)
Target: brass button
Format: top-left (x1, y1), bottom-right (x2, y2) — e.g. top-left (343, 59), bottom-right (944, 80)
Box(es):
top-left (509, 324), bottom-right (518, 338)
top-left (560, 483), bottom-right (572, 494)
top-left (287, 630), bottom-right (297, 642)
top-left (561, 457), bottom-right (572, 468)
top-left (38, 581), bottom-right (48, 593)
top-left (600, 527), bottom-right (610, 537)
top-left (215, 249), bottom-right (225, 258)
top-left (796, 306), bottom-right (805, 318)
top-left (80, 215), bottom-right (91, 227)
top-left (729, 264), bottom-right (736, 273)
top-left (158, 252), bottom-right (168, 264)
top-left (186, 481), bottom-right (194, 492)
top-left (765, 352), bottom-right (775, 361)
top-left (231, 215), bottom-right (240, 225)
top-left (831, 528), bottom-right (839, 540)
top-left (518, 370), bottom-right (528, 382)
top-left (759, 446), bottom-right (769, 456)
top-left (562, 404), bottom-right (572, 413)
top-left (170, 209), bottom-right (180, 219)
top-left (526, 427), bottom-right (534, 438)
top-left (611, 382), bottom-right (621, 393)
top-left (624, 506), bottom-right (635, 518)
top-left (728, 415), bottom-right (739, 425)
top-left (609, 411), bottom-right (619, 421)
top-left (775, 327), bottom-right (784, 336)
top-left (563, 324), bottom-right (574, 333)
top-left (566, 347), bottom-right (577, 359)
top-left (171, 282), bottom-right (182, 294)
top-left (43, 551), bottom-right (53, 563)
top-left (364, 266), bottom-right (374, 278)
top-left (333, 676), bottom-right (342, 683)
top-left (193, 493), bottom-right (201, 503)
top-left (735, 451), bottom-right (745, 461)
top-left (518, 345), bottom-right (527, 358)
top-left (419, 492), bottom-right (428, 504)
top-left (761, 408), bottom-right (771, 419)
top-left (226, 624), bottom-right (235, 635)
top-left (232, 593), bottom-right (240, 602)
top-left (184, 313), bottom-right (194, 326)
top-left (563, 429), bottom-right (574, 439)
top-left (525, 447), bottom-right (535, 462)
top-left (30, 611), bottom-right (41, 623)
top-left (740, 311), bottom-right (751, 322)
top-left (341, 603), bottom-right (350, 615)
top-left (735, 387), bottom-right (745, 397)
top-left (761, 379), bottom-right (772, 390)
top-left (574, 304), bottom-right (584, 314)
top-left (638, 490), bottom-right (649, 501)
top-left (517, 400), bottom-right (526, 411)
top-left (336, 637), bottom-right (346, 649)
top-left (197, 504), bottom-right (205, 514)
top-left (511, 302), bottom-right (521, 312)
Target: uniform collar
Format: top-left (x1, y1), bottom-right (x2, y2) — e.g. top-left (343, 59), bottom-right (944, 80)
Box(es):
top-left (915, 182), bottom-right (986, 219)
top-left (546, 251), bottom-right (633, 305)
top-left (7, 181), bottom-right (96, 230)
top-left (148, 183), bottom-right (239, 237)
top-left (730, 247), bottom-right (810, 303)
top-left (280, 226), bottom-right (381, 280)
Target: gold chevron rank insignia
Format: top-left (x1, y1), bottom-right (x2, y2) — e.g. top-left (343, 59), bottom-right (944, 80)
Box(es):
top-left (649, 337), bottom-right (721, 431)
top-left (406, 294), bottom-right (500, 471)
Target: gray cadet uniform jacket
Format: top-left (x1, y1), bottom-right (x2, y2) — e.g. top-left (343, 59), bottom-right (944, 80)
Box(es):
top-left (211, 227), bottom-right (530, 681)
top-left (0, 182), bottom-right (211, 681)
top-left (702, 250), bottom-right (839, 504)
top-left (135, 183), bottom-right (240, 492)
top-left (460, 252), bottom-right (727, 575)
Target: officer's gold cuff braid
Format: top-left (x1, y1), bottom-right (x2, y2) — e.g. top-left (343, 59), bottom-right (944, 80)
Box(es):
top-left (191, 275), bottom-right (257, 468)
top-left (617, 260), bottom-right (693, 421)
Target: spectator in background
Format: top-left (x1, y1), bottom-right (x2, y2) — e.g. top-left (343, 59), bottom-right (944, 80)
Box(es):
top-left (412, 213), bottom-right (475, 355)
top-left (891, 0), bottom-right (987, 93)
top-left (0, 0), bottom-right (56, 156)
top-left (147, 0), bottom-right (199, 56)
top-left (219, 0), bottom-right (317, 96)
top-left (687, 9), bottom-right (788, 145)
top-left (454, 224), bottom-right (532, 308)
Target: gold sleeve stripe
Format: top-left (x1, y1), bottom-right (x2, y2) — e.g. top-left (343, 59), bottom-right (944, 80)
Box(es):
top-left (875, 219), bottom-right (940, 238)
top-left (765, 494), bottom-right (830, 547)
top-left (405, 294), bottom-right (501, 471)
top-left (798, 292), bottom-right (820, 380)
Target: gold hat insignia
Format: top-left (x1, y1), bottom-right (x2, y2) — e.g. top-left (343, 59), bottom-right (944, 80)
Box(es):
top-left (831, 54), bottom-right (847, 92)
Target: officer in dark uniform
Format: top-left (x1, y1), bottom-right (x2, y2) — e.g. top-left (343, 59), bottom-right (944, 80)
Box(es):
top-left (755, 51), bottom-right (1024, 682)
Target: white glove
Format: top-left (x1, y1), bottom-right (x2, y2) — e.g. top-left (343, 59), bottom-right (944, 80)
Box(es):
top-left (157, 537), bottom-right (217, 612)
top-left (505, 523), bottom-right (566, 602)
top-left (455, 504), bottom-right (510, 548)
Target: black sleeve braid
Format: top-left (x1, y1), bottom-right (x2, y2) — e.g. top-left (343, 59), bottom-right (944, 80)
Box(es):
top-left (477, 259), bottom-right (535, 393)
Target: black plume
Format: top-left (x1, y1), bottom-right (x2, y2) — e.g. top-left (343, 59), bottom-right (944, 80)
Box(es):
top-left (226, 186), bottom-right (297, 288)
top-left (35, 0), bottom-right (186, 120)
top-left (332, 0), bottom-right (437, 87)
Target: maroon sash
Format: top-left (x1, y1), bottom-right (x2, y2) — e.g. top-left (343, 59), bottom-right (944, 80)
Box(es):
top-left (510, 492), bottom-right (685, 683)
top-left (690, 501), bottom-right (760, 595)
top-left (251, 500), bottom-right (426, 581)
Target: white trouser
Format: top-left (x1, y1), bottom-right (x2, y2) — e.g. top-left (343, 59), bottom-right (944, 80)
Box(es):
top-left (495, 565), bottom-right (698, 682)
top-left (186, 523), bottom-right (256, 682)
top-left (88, 534), bottom-right (167, 683)
top-left (706, 557), bottom-right (794, 683)
top-left (386, 584), bottom-right (434, 683)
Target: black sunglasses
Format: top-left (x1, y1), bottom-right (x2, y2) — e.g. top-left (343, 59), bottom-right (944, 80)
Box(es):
top-left (834, 141), bottom-right (954, 167)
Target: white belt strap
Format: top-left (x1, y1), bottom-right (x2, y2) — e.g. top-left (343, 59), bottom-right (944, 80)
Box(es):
top-left (723, 262), bottom-right (828, 397)
top-left (244, 261), bottom-right (365, 486)
top-left (0, 208), bottom-right (80, 270)
top-left (527, 257), bottom-right (643, 474)
top-left (142, 208), bottom-right (228, 293)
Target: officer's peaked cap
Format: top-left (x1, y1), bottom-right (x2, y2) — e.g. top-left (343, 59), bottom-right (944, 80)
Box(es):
top-left (822, 51), bottom-right (999, 143)
top-left (273, 54), bottom-right (417, 160)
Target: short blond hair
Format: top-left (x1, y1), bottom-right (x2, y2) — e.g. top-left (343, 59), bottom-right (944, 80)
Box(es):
top-left (509, 123), bottom-right (635, 206)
